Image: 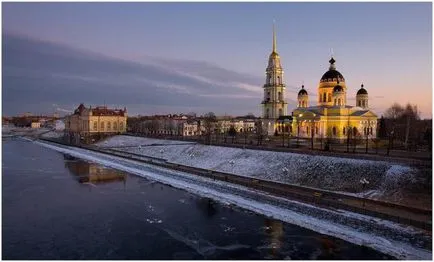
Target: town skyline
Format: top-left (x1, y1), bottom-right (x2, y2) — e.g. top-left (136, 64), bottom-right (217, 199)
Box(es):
top-left (3, 2), bottom-right (432, 119)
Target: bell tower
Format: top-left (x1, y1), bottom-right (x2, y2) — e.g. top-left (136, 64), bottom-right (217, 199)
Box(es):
top-left (261, 23), bottom-right (287, 119)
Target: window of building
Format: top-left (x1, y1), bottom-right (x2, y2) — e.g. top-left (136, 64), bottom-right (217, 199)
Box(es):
top-left (306, 126), bottom-right (309, 135)
top-left (279, 108), bottom-right (283, 116)
top-left (120, 122), bottom-right (124, 130)
top-left (277, 76), bottom-right (280, 85)
top-left (278, 92), bottom-right (282, 101)
top-left (343, 127), bottom-right (346, 135)
top-left (332, 126), bottom-right (337, 136)
top-left (328, 93), bottom-right (331, 102)
top-left (114, 122), bottom-right (117, 130)
top-left (107, 122), bottom-right (111, 130)
top-left (101, 122), bottom-right (105, 130)
top-left (353, 127), bottom-right (358, 136)
top-left (323, 93), bottom-right (326, 102)
top-left (338, 98), bottom-right (341, 105)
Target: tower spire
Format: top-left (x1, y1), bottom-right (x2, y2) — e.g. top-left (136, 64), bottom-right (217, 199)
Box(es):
top-left (272, 20), bottom-right (277, 53)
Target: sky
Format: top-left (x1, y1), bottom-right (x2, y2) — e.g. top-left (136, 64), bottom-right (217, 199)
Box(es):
top-left (2, 2), bottom-right (432, 118)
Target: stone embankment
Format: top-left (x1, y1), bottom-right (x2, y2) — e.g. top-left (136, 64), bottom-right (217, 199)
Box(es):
top-left (40, 137), bottom-right (431, 231)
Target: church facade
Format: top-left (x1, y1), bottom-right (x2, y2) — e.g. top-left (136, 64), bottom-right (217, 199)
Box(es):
top-left (260, 27), bottom-right (377, 140)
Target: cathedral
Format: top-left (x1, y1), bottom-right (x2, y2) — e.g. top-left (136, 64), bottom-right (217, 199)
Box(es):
top-left (261, 26), bottom-right (377, 140)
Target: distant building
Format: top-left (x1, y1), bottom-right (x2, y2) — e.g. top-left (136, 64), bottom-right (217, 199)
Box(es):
top-left (64, 104), bottom-right (127, 144)
top-left (31, 122), bottom-right (41, 129)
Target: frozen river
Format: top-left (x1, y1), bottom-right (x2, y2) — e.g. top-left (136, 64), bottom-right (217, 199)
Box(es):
top-left (2, 139), bottom-right (394, 259)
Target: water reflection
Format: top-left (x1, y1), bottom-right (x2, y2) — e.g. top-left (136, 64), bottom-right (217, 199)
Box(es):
top-left (63, 154), bottom-right (126, 185)
top-left (263, 218), bottom-right (284, 258)
top-left (196, 198), bottom-right (218, 218)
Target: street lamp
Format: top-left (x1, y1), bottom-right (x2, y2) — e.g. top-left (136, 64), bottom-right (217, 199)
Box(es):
top-left (284, 118), bottom-right (291, 148)
top-left (297, 114), bottom-right (303, 148)
top-left (359, 178), bottom-right (369, 207)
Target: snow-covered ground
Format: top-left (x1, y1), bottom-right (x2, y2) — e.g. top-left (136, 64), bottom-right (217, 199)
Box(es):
top-left (96, 135), bottom-right (196, 148)
top-left (95, 136), bottom-right (425, 202)
top-left (3, 127), bottom-right (52, 137)
top-left (34, 139), bottom-right (432, 260)
top-left (40, 131), bottom-right (64, 139)
top-left (54, 120), bottom-right (65, 131)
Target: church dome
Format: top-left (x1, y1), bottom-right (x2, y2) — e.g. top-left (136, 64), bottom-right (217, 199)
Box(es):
top-left (298, 85), bottom-right (308, 96)
top-left (357, 84), bottom-right (368, 95)
top-left (320, 57), bottom-right (345, 83)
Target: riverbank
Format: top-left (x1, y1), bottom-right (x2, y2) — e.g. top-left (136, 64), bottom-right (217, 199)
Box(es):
top-left (29, 138), bottom-right (432, 259)
top-left (93, 135), bottom-right (431, 210)
top-left (8, 139), bottom-right (396, 260)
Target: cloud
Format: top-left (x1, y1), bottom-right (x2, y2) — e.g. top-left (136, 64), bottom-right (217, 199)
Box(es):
top-left (2, 33), bottom-right (269, 116)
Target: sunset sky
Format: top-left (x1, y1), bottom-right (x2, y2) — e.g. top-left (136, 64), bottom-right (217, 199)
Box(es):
top-left (2, 2), bottom-right (432, 118)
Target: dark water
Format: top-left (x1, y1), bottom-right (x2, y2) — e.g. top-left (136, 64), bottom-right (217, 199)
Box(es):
top-left (2, 139), bottom-right (393, 260)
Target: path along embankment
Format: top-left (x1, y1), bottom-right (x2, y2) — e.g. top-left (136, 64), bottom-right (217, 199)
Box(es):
top-left (39, 137), bottom-right (432, 231)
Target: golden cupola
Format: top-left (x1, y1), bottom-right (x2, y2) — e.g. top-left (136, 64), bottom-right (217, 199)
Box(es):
top-left (318, 57), bottom-right (347, 106)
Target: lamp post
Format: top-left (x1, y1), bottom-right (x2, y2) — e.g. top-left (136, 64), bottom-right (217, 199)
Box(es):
top-left (297, 114), bottom-right (303, 148)
top-left (359, 178), bottom-right (369, 207)
top-left (387, 130), bottom-right (394, 156)
top-left (284, 118), bottom-right (290, 148)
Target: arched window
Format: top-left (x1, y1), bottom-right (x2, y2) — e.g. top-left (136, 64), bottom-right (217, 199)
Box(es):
top-left (328, 93), bottom-right (331, 102)
top-left (101, 121), bottom-right (105, 130)
top-left (277, 76), bottom-right (280, 85)
top-left (332, 126), bottom-right (337, 136)
top-left (323, 93), bottom-right (326, 102)
top-left (353, 127), bottom-right (358, 136)
top-left (107, 122), bottom-right (111, 130)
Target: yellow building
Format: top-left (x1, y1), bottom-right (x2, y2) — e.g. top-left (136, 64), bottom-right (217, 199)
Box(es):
top-left (291, 58), bottom-right (377, 140)
top-left (64, 103), bottom-right (127, 143)
top-left (260, 24), bottom-right (289, 135)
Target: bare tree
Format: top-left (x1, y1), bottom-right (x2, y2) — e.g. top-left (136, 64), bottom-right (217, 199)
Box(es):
top-left (202, 112), bottom-right (216, 145)
top-left (384, 102), bottom-right (420, 150)
top-left (228, 125), bottom-right (237, 144)
top-left (255, 119), bottom-right (266, 146)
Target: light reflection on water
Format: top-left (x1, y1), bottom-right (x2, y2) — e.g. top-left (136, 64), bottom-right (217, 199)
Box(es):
top-left (2, 140), bottom-right (394, 260)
